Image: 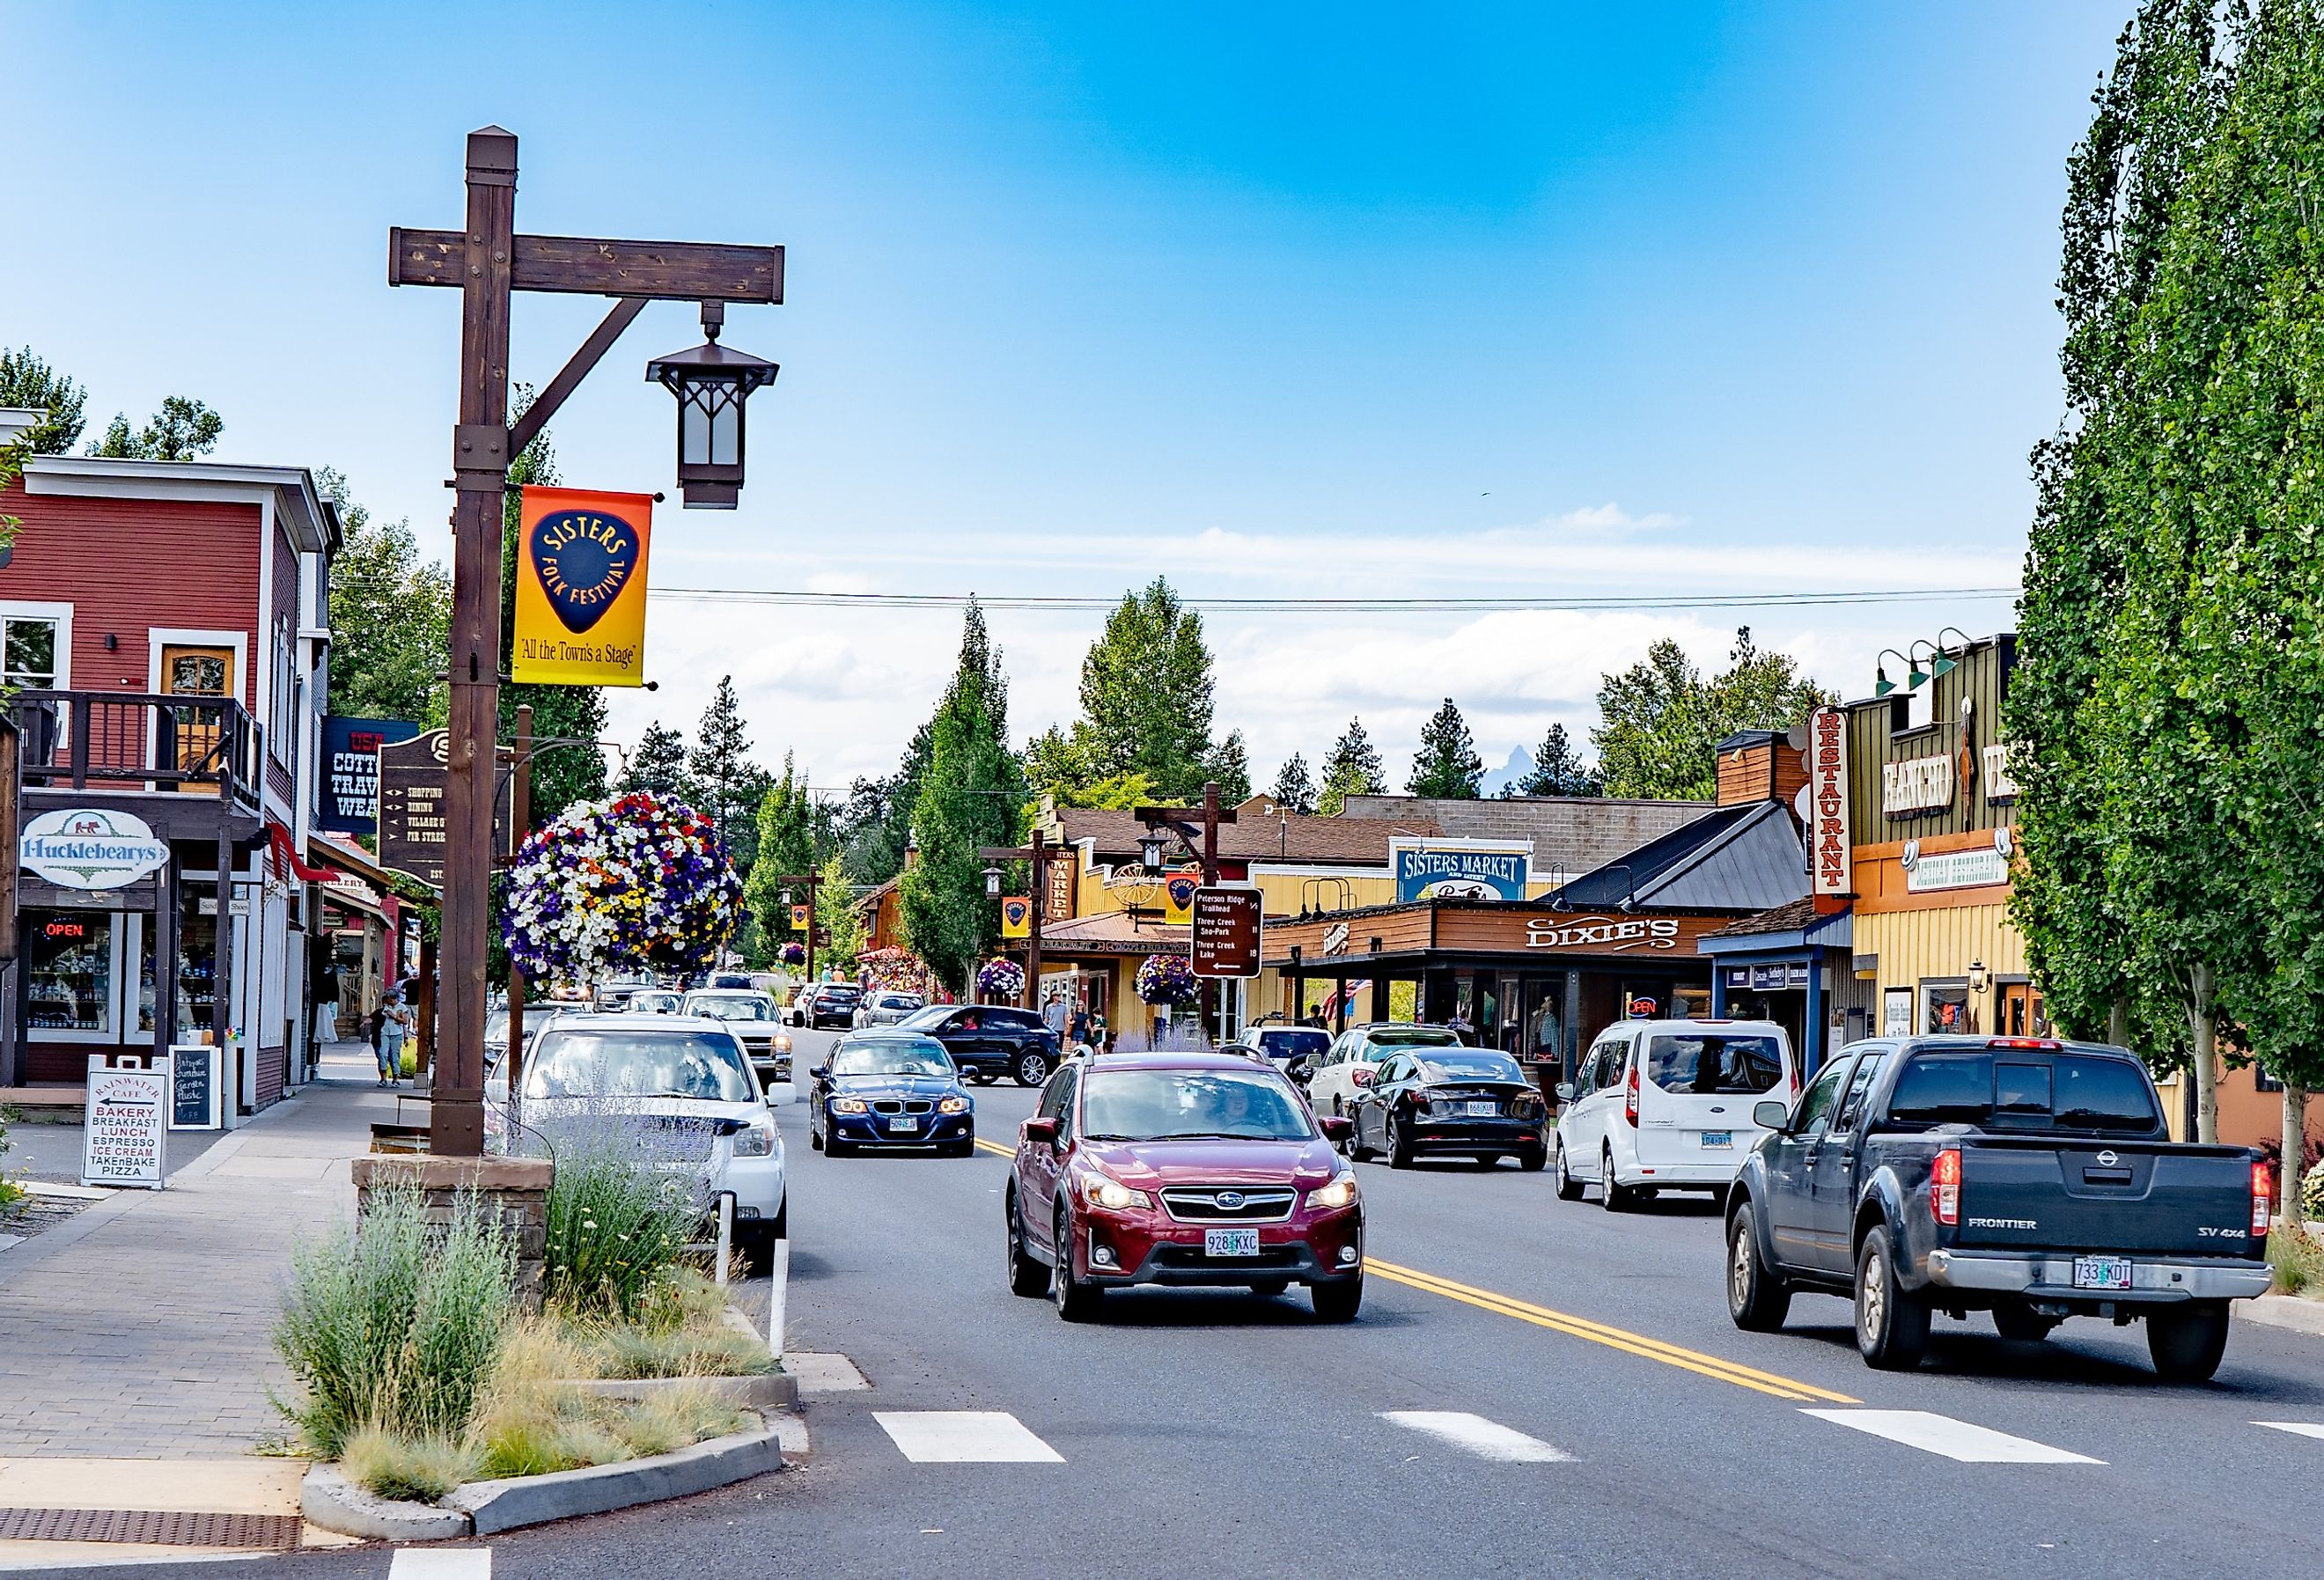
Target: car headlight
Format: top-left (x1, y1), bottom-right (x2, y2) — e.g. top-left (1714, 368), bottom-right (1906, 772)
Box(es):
top-left (773, 1033), bottom-right (791, 1053)
top-left (831, 1097), bottom-right (871, 1114)
top-left (1305, 1171), bottom-right (1360, 1211)
top-left (937, 1095), bottom-right (970, 1114)
top-left (1081, 1172), bottom-right (1150, 1211)
top-left (732, 1121), bottom-right (778, 1157)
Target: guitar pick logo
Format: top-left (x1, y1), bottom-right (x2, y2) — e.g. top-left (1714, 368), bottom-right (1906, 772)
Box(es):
top-left (1003, 898), bottom-right (1030, 930)
top-left (531, 508), bottom-right (640, 635)
top-left (1166, 872), bottom-right (1200, 912)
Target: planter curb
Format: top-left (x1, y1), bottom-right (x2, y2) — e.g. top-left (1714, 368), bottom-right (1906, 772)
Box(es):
top-left (301, 1465), bottom-right (475, 1542)
top-left (570, 1372), bottom-right (798, 1411)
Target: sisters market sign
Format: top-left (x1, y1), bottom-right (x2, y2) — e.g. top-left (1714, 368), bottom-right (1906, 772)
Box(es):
top-left (1393, 841), bottom-right (1530, 902)
top-left (22, 809), bottom-right (170, 891)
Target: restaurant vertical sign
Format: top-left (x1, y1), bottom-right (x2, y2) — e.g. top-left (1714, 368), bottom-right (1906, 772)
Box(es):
top-left (1807, 706), bottom-right (1851, 900)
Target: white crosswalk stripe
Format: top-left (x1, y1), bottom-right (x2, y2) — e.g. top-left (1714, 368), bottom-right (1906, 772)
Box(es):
top-left (875, 1410), bottom-right (1065, 1463)
top-left (2254, 1421), bottom-right (2324, 1442)
top-left (389, 1550), bottom-right (492, 1579)
top-left (1379, 1411), bottom-right (1570, 1462)
top-left (1802, 1408), bottom-right (2101, 1464)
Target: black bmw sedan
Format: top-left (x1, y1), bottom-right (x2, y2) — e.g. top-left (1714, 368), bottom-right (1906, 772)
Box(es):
top-left (1348, 1046), bottom-right (1548, 1170)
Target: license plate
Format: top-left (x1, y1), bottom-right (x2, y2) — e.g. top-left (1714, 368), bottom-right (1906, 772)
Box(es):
top-left (1204, 1228), bottom-right (1260, 1257)
top-left (886, 1116), bottom-right (917, 1133)
top-left (2073, 1254), bottom-right (2131, 1290)
top-left (1700, 1131), bottom-right (1732, 1149)
top-left (1460, 1101), bottom-right (1499, 1117)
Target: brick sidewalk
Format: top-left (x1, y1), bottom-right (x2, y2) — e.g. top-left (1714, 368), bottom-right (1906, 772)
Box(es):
top-left (0, 1047), bottom-right (391, 1459)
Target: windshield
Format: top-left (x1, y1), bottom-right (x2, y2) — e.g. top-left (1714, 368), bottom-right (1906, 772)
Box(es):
top-left (524, 1029), bottom-right (756, 1103)
top-left (896, 1005), bottom-right (952, 1029)
top-left (875, 995), bottom-right (923, 1010)
top-left (689, 996), bottom-right (776, 1022)
top-left (1081, 1068), bottom-right (1314, 1142)
top-left (1644, 1034), bottom-right (1784, 1096)
top-left (486, 1010), bottom-right (510, 1044)
top-left (1885, 1051), bottom-right (2161, 1135)
top-left (1255, 1029), bottom-right (1331, 1060)
top-left (1363, 1028), bottom-right (1460, 1051)
top-left (818, 985), bottom-right (861, 1001)
top-left (831, 1038), bottom-right (954, 1077)
top-left (1416, 1052), bottom-right (1526, 1084)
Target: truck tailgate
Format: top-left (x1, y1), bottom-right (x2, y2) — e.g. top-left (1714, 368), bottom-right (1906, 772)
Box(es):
top-left (1955, 1137), bottom-right (2259, 1257)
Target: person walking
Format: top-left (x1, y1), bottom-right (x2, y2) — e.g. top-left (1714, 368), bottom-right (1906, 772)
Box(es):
top-left (377, 992), bottom-right (412, 1087)
top-left (1042, 990), bottom-right (1068, 1037)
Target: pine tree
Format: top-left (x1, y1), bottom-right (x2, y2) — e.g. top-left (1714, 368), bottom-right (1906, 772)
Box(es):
top-left (618, 722), bottom-right (690, 798)
top-left (900, 599), bottom-right (1027, 990)
top-left (1407, 699), bottom-right (1485, 797)
top-left (1515, 723), bottom-right (1601, 797)
top-left (1316, 718), bottom-right (1385, 816)
top-left (1205, 729), bottom-right (1252, 804)
top-left (1270, 753), bottom-right (1317, 815)
top-left (688, 676), bottom-right (761, 863)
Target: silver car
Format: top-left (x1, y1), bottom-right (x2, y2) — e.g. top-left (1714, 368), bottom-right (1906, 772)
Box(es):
top-left (680, 990), bottom-right (792, 1084)
top-left (852, 991), bottom-right (926, 1029)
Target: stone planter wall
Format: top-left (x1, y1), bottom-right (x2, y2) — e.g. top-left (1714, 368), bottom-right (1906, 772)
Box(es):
top-left (351, 1155), bottom-right (554, 1310)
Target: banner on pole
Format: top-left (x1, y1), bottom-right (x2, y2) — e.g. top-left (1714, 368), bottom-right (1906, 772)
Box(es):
top-left (1000, 896), bottom-right (1031, 938)
top-left (512, 487), bottom-right (655, 687)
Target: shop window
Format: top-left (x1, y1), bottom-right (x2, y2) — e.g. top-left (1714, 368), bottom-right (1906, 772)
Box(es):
top-left (1922, 981), bottom-right (1970, 1035)
top-left (25, 911), bottom-right (114, 1035)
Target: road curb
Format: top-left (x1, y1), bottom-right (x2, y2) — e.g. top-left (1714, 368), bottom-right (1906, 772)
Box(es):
top-left (2239, 1292), bottom-right (2324, 1338)
top-left (303, 1464), bottom-right (477, 1542)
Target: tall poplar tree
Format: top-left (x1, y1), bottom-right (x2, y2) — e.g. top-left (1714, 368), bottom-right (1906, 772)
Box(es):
top-left (901, 600), bottom-right (1027, 989)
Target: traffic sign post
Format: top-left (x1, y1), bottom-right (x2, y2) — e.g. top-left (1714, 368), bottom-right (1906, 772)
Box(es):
top-left (1190, 886), bottom-right (1263, 980)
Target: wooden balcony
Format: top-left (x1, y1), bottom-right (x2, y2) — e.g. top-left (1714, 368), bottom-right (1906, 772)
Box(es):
top-left (13, 690), bottom-right (263, 819)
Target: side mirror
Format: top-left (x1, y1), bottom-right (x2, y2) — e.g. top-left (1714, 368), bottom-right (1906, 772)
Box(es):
top-left (1554, 1083), bottom-right (1576, 1102)
top-left (1319, 1114), bottom-right (1353, 1143)
top-left (1753, 1099), bottom-right (1791, 1132)
top-left (809, 1064), bottom-right (830, 1081)
top-left (1023, 1116), bottom-right (1060, 1146)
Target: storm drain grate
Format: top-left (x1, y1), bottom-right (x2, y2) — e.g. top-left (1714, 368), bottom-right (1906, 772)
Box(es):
top-left (0, 1506), bottom-right (305, 1547)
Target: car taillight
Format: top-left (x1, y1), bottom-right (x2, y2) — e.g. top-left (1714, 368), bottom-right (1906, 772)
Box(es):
top-left (1623, 1062), bottom-right (1639, 1127)
top-left (1351, 1067), bottom-right (1375, 1087)
top-left (1931, 1147), bottom-right (1960, 1227)
top-left (2253, 1158), bottom-right (2274, 1238)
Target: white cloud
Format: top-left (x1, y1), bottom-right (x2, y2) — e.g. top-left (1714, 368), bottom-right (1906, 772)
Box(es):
top-left (1552, 501), bottom-right (1683, 532)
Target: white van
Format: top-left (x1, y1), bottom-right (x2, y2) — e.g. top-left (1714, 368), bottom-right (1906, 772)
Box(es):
top-left (1553, 1018), bottom-right (1798, 1209)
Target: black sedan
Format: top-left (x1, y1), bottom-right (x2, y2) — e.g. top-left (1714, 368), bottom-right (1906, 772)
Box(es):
top-left (1349, 1047), bottom-right (1548, 1170)
top-left (799, 982), bottom-right (864, 1030)
top-left (806, 1033), bottom-right (975, 1157)
top-left (892, 1003), bottom-right (1061, 1086)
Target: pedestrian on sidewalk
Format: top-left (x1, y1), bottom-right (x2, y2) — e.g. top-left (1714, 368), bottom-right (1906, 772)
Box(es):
top-left (377, 992), bottom-right (412, 1086)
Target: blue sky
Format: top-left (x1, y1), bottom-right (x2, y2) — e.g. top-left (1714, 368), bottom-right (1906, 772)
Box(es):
top-left (2, 2), bottom-right (2123, 787)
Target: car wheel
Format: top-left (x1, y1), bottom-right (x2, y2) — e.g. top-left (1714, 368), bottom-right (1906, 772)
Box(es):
top-left (1311, 1278), bottom-right (1363, 1323)
top-left (1992, 1302), bottom-right (2059, 1343)
top-left (1251, 1279), bottom-right (1290, 1298)
top-left (1725, 1202), bottom-right (1791, 1333)
top-left (808, 1124), bottom-right (823, 1152)
top-left (770, 1194), bottom-right (788, 1241)
top-left (1854, 1225), bottom-right (1931, 1371)
top-left (1386, 1110), bottom-right (1415, 1170)
top-left (1004, 1192), bottom-right (1049, 1297)
top-left (1554, 1137), bottom-right (1584, 1201)
top-left (737, 1218), bottom-right (776, 1269)
top-left (1600, 1147), bottom-right (1630, 1211)
top-left (2146, 1300), bottom-right (2230, 1382)
top-left (1518, 1145), bottom-right (1548, 1172)
top-left (1052, 1204), bottom-right (1102, 1321)
top-left (1016, 1050), bottom-right (1052, 1087)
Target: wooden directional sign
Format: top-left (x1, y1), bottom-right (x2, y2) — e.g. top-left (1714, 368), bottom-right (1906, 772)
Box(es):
top-left (1191, 886), bottom-right (1263, 980)
top-left (377, 730), bottom-right (511, 892)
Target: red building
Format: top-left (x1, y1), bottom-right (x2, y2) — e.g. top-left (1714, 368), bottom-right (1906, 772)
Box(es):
top-left (0, 409), bottom-right (341, 1115)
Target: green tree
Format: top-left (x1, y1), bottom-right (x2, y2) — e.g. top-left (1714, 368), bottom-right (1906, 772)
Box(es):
top-left (320, 469), bottom-right (451, 724)
top-left (1515, 722), bottom-right (1601, 797)
top-left (1269, 753), bottom-right (1317, 815)
top-left (1205, 729), bottom-right (1252, 804)
top-left (1316, 717), bottom-right (1385, 816)
top-left (814, 851), bottom-right (864, 978)
top-left (1070, 577), bottom-right (1217, 801)
top-left (901, 600), bottom-right (1027, 991)
top-left (742, 753), bottom-right (820, 949)
top-left (616, 721), bottom-right (690, 798)
top-left (1407, 699), bottom-right (1484, 797)
top-left (86, 396), bottom-right (222, 460)
top-left (840, 725), bottom-right (930, 886)
top-left (687, 676), bottom-right (761, 864)
top-left (497, 401), bottom-right (607, 823)
top-left (1592, 628), bottom-right (1832, 800)
top-left (0, 348), bottom-right (88, 453)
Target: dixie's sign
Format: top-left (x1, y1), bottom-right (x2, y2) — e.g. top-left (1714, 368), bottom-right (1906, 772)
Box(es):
top-left (1524, 915), bottom-right (1682, 952)
top-left (22, 808), bottom-right (170, 890)
top-left (1807, 707), bottom-right (1851, 898)
top-left (1393, 841), bottom-right (1530, 903)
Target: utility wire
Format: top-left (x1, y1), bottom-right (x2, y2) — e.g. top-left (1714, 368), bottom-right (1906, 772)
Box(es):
top-left (646, 585), bottom-right (2019, 614)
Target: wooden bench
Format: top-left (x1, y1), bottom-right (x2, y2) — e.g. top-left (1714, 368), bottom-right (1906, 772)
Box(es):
top-left (369, 1121), bottom-right (431, 1154)
top-left (0, 1088), bottom-right (89, 1113)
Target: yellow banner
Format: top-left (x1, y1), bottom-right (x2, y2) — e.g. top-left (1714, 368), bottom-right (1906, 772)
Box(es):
top-left (1000, 896), bottom-right (1032, 938)
top-left (511, 487), bottom-right (654, 686)
top-left (790, 904), bottom-right (811, 933)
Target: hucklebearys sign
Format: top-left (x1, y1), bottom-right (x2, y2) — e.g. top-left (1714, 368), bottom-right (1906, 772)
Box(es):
top-left (512, 487), bottom-right (656, 687)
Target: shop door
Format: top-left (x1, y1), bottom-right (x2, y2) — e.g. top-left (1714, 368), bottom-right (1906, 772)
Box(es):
top-left (1998, 983), bottom-right (2046, 1039)
top-left (160, 644), bottom-right (235, 790)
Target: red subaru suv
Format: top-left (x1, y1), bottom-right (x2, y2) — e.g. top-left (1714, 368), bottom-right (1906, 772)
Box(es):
top-left (1004, 1051), bottom-right (1364, 1321)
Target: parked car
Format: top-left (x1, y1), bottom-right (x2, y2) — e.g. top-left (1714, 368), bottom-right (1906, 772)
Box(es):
top-left (1225, 1025), bottom-right (1334, 1079)
top-left (679, 990), bottom-right (792, 1084)
top-left (1003, 1051), bottom-right (1364, 1321)
top-left (792, 982), bottom-right (865, 1030)
top-left (484, 1013), bottom-right (787, 1257)
top-left (852, 991), bottom-right (926, 1029)
top-left (806, 1032), bottom-right (974, 1157)
top-left (1301, 1024), bottom-right (1466, 1119)
top-left (1724, 1035), bottom-right (2272, 1378)
top-left (1349, 1045), bottom-right (1548, 1170)
top-left (593, 974), bottom-right (656, 1014)
top-left (705, 972), bottom-right (756, 991)
top-left (483, 1000), bottom-right (562, 1073)
top-left (1554, 1019), bottom-right (1795, 1208)
top-left (629, 990), bottom-right (683, 1015)
top-left (896, 1003), bottom-right (1062, 1086)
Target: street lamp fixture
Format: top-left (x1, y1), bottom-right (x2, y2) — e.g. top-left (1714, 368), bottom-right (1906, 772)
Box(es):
top-left (1873, 648), bottom-right (1913, 698)
top-left (1139, 832), bottom-right (1170, 870)
top-left (647, 301), bottom-right (780, 510)
top-left (1967, 959), bottom-right (1990, 996)
top-left (1931, 627), bottom-right (1972, 679)
top-left (1907, 639), bottom-right (1938, 689)
top-left (982, 864), bottom-right (1004, 899)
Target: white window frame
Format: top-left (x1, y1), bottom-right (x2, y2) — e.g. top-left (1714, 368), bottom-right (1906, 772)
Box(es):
top-left (147, 628), bottom-right (248, 700)
top-left (0, 601), bottom-right (74, 688)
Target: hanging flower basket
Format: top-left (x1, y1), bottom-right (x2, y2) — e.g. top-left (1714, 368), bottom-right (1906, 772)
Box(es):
top-left (1136, 951), bottom-right (1200, 1007)
top-left (500, 791), bottom-right (742, 984)
top-left (780, 941), bottom-right (806, 966)
top-left (976, 958), bottom-right (1026, 1001)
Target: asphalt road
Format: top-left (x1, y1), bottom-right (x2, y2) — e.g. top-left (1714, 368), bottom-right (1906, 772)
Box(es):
top-left (106, 1026), bottom-right (2324, 1580)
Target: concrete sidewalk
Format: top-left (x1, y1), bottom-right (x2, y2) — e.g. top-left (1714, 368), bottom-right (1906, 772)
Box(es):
top-left (0, 1043), bottom-right (392, 1459)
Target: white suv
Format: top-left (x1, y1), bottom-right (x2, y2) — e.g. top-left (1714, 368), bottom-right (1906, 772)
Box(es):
top-left (1553, 1018), bottom-right (1796, 1209)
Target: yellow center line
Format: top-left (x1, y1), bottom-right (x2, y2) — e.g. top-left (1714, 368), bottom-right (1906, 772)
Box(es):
top-left (1365, 1257), bottom-right (1858, 1405)
top-left (973, 1138), bottom-right (1016, 1159)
